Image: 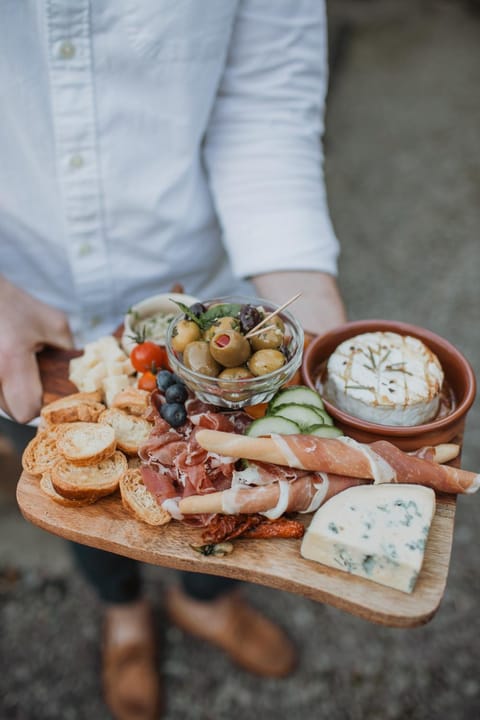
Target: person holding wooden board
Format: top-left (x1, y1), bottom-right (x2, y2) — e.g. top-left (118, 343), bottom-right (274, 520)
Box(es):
top-left (0, 2), bottom-right (346, 718)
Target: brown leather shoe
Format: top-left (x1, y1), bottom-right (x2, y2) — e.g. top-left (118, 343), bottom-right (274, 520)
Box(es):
top-left (102, 600), bottom-right (161, 720)
top-left (165, 586), bottom-right (297, 678)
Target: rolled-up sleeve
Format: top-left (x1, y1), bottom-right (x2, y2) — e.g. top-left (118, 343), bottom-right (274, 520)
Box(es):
top-left (203, 0), bottom-right (339, 279)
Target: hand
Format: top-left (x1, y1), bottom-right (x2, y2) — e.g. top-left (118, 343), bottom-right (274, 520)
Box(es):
top-left (252, 271), bottom-right (347, 337)
top-left (0, 277), bottom-right (73, 423)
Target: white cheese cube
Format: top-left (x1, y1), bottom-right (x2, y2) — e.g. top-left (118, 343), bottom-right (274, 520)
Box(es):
top-left (78, 362), bottom-right (107, 392)
top-left (104, 357), bottom-right (131, 376)
top-left (301, 484), bottom-right (435, 593)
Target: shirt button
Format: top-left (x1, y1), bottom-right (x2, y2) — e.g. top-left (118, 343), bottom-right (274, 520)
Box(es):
top-left (90, 316), bottom-right (102, 328)
top-left (70, 154), bottom-right (84, 169)
top-left (59, 41), bottom-right (76, 59)
top-left (78, 242), bottom-right (93, 257)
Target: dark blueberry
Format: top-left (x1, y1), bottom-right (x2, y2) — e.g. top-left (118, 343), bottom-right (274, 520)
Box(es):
top-left (170, 373), bottom-right (184, 385)
top-left (165, 382), bottom-right (188, 404)
top-left (188, 302), bottom-right (206, 318)
top-left (160, 402), bottom-right (187, 428)
top-left (239, 304), bottom-right (262, 334)
top-left (156, 370), bottom-right (175, 392)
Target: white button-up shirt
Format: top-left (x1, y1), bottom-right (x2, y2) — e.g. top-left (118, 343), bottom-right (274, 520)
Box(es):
top-left (0, 0), bottom-right (339, 346)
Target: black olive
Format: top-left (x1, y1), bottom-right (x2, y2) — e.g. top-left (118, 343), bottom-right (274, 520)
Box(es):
top-left (165, 382), bottom-right (188, 404)
top-left (160, 402), bottom-right (187, 427)
top-left (188, 302), bottom-right (206, 318)
top-left (239, 304), bottom-right (262, 333)
top-left (156, 370), bottom-right (175, 392)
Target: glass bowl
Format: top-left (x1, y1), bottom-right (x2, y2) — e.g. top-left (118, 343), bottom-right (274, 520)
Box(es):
top-left (165, 296), bottom-right (304, 409)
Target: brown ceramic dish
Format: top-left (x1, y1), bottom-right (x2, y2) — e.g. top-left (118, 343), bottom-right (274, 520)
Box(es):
top-left (302, 320), bottom-right (476, 453)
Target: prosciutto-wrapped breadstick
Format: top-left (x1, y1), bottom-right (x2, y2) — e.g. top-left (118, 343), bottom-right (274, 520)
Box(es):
top-left (371, 440), bottom-right (478, 494)
top-left (195, 430), bottom-right (479, 494)
top-left (179, 472), bottom-right (366, 518)
top-left (195, 430), bottom-right (395, 481)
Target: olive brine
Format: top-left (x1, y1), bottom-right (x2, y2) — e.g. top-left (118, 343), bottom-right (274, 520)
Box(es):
top-left (170, 300), bottom-right (291, 379)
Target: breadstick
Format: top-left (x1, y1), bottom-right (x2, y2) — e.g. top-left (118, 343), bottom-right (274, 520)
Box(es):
top-left (410, 443), bottom-right (459, 464)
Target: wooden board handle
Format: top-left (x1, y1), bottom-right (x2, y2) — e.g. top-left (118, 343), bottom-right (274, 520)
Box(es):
top-left (37, 346), bottom-right (82, 405)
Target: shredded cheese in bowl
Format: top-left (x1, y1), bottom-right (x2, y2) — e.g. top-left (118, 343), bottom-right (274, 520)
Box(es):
top-left (121, 293), bottom-right (200, 355)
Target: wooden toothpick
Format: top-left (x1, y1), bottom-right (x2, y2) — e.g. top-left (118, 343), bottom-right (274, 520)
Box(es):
top-left (244, 324), bottom-right (278, 339)
top-left (245, 292), bottom-right (302, 339)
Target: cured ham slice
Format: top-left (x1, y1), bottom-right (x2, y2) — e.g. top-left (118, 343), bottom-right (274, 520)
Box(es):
top-left (371, 441), bottom-right (480, 494)
top-left (138, 407), bottom-right (244, 523)
top-left (195, 430), bottom-right (479, 495)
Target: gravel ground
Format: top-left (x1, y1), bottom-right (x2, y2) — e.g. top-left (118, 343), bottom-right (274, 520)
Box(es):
top-left (1, 1), bottom-right (480, 718)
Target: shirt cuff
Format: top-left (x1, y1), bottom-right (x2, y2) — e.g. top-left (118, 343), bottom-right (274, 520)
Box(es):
top-left (223, 210), bottom-right (340, 279)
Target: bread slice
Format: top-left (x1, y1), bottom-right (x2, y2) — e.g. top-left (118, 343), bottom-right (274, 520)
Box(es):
top-left (98, 408), bottom-right (152, 455)
top-left (40, 471), bottom-right (98, 507)
top-left (56, 422), bottom-right (116, 466)
top-left (111, 387), bottom-right (150, 416)
top-left (51, 451), bottom-right (127, 501)
top-left (127, 456), bottom-right (142, 470)
top-left (120, 469), bottom-right (171, 526)
top-left (22, 428), bottom-right (66, 476)
top-left (40, 391), bottom-right (105, 425)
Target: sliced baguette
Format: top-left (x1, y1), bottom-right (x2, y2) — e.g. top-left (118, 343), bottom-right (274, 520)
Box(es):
top-left (40, 471), bottom-right (98, 507)
top-left (51, 451), bottom-right (127, 501)
top-left (22, 428), bottom-right (67, 476)
top-left (98, 408), bottom-right (152, 455)
top-left (41, 391), bottom-right (105, 425)
top-left (120, 469), bottom-right (171, 526)
top-left (111, 387), bottom-right (150, 416)
top-left (127, 456), bottom-right (142, 470)
top-left (56, 422), bottom-right (116, 466)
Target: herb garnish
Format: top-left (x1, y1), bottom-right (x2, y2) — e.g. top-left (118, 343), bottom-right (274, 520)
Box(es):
top-left (171, 300), bottom-right (243, 332)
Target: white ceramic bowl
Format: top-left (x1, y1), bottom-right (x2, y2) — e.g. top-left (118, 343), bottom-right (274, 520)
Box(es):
top-left (121, 293), bottom-right (199, 355)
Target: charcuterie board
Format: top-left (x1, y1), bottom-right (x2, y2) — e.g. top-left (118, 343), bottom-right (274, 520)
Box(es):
top-left (16, 345), bottom-right (457, 628)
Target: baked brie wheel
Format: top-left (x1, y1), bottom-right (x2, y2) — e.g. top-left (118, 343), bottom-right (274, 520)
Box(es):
top-left (323, 331), bottom-right (444, 426)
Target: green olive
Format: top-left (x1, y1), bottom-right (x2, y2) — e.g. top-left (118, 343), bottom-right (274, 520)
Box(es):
top-left (183, 341), bottom-right (221, 377)
top-left (250, 324), bottom-right (284, 351)
top-left (203, 316), bottom-right (238, 342)
top-left (218, 366), bottom-right (254, 380)
top-left (209, 329), bottom-right (251, 368)
top-left (171, 319), bottom-right (201, 353)
top-left (247, 349), bottom-right (286, 376)
top-left (272, 316), bottom-right (285, 333)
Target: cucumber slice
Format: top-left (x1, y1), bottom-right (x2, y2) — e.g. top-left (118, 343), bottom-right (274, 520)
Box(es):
top-left (270, 403), bottom-right (331, 431)
top-left (246, 416), bottom-right (301, 437)
top-left (305, 424), bottom-right (344, 438)
top-left (268, 386), bottom-right (324, 414)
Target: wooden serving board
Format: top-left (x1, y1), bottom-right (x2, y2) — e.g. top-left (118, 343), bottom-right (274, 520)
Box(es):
top-left (16, 345), bottom-right (457, 628)
top-left (17, 471), bottom-right (455, 628)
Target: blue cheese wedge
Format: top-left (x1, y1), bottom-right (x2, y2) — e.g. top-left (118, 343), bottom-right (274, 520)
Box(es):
top-left (323, 331), bottom-right (444, 426)
top-left (300, 484), bottom-right (436, 593)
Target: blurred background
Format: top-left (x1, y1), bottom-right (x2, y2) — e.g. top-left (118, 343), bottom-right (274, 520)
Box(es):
top-left (1, 0), bottom-right (479, 718)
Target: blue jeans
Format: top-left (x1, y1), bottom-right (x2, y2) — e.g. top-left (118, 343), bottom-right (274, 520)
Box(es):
top-left (3, 417), bottom-right (236, 603)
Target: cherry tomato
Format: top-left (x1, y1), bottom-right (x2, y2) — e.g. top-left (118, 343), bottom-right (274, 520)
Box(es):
top-left (138, 371), bottom-right (158, 391)
top-left (130, 342), bottom-right (167, 373)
